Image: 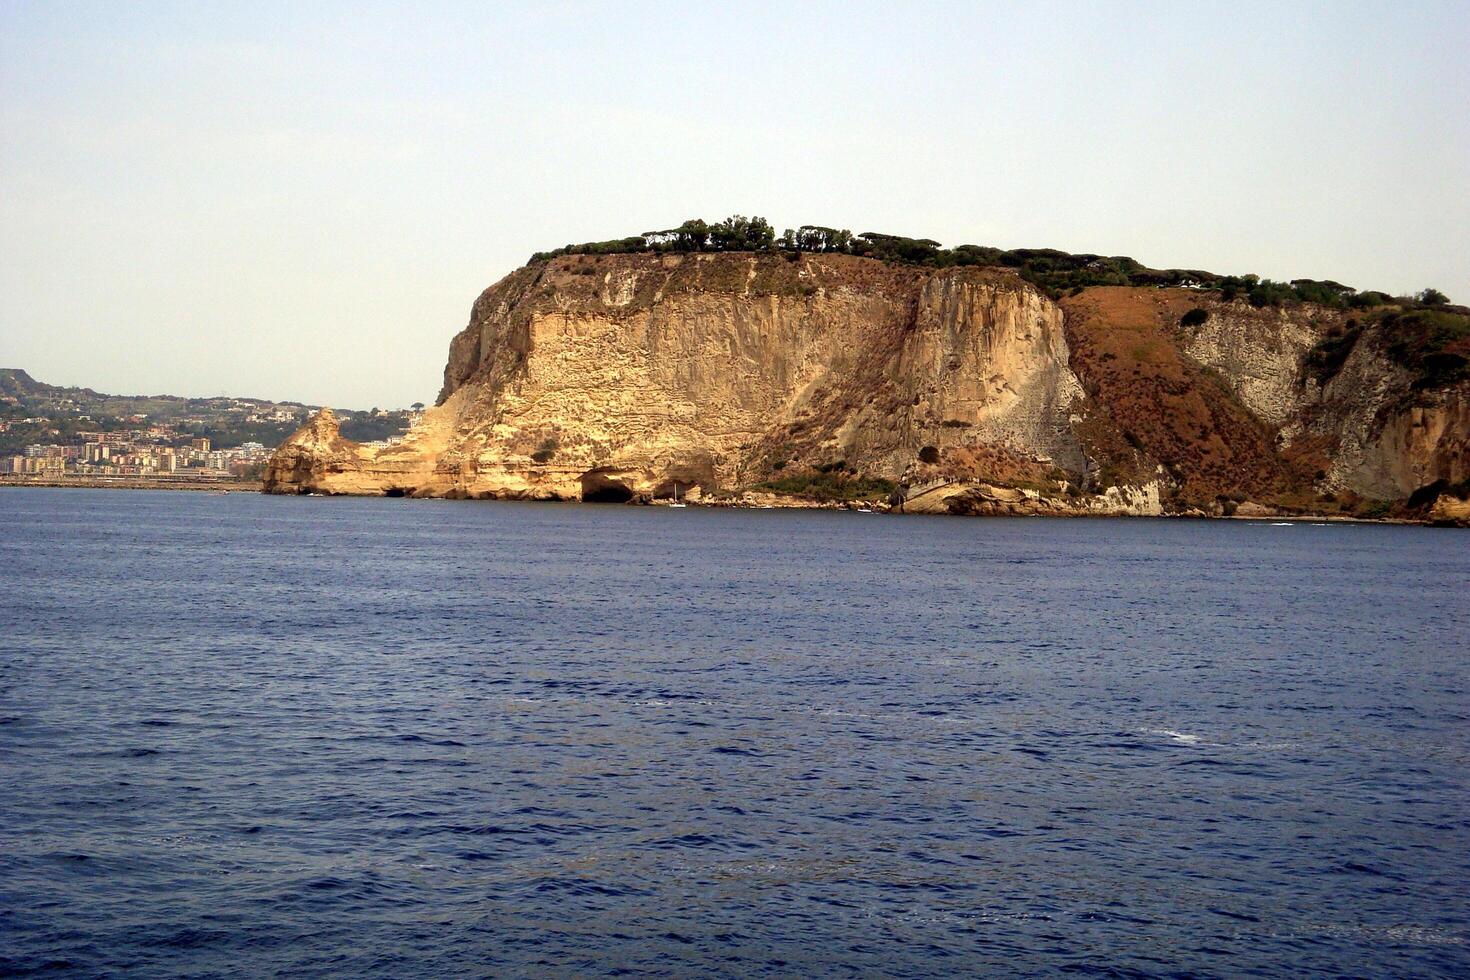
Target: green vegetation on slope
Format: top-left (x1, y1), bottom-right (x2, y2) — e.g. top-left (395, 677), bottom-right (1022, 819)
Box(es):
top-left (1382, 309), bottom-right (1470, 388)
top-left (756, 467), bottom-right (896, 502)
top-left (1303, 308), bottom-right (1470, 390)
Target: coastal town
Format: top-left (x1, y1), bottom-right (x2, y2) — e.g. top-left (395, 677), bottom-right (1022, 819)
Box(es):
top-left (0, 369), bottom-right (416, 488)
top-left (2, 429), bottom-right (274, 481)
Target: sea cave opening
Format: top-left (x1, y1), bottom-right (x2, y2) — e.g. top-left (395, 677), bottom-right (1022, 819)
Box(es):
top-left (580, 471), bottom-right (634, 503)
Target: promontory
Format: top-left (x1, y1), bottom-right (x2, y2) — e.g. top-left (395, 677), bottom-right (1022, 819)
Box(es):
top-left (265, 220), bottom-right (1470, 522)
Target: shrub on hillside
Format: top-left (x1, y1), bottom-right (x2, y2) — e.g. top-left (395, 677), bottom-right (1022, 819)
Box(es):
top-left (757, 471), bottom-right (896, 502)
top-left (1382, 309), bottom-right (1470, 388)
top-left (531, 438), bottom-right (558, 464)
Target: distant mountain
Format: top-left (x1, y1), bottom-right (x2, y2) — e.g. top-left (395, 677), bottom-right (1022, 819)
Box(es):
top-left (0, 369), bottom-right (414, 452)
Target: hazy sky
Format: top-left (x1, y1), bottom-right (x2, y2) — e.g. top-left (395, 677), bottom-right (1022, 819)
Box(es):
top-left (2, 1), bottom-right (1466, 409)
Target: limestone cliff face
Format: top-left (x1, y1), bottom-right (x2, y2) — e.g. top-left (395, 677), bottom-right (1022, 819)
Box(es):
top-left (269, 253), bottom-right (1087, 501)
top-left (264, 408), bottom-right (367, 490)
top-left (1180, 305), bottom-right (1467, 499)
top-left (265, 251), bottom-right (1469, 520)
top-left (1180, 303), bottom-right (1322, 428)
top-left (1286, 337), bottom-right (1468, 500)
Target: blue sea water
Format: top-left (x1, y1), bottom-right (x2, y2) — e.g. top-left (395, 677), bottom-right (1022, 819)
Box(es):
top-left (0, 488), bottom-right (1467, 977)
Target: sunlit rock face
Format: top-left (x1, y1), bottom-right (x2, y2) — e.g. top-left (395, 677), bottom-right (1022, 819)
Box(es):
top-left (265, 251), bottom-right (1468, 518)
top-left (267, 253), bottom-right (1086, 500)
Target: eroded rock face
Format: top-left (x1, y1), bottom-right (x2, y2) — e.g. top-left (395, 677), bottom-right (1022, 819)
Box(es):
top-left (268, 253), bottom-right (1088, 500)
top-left (1181, 302), bottom-right (1323, 428)
top-left (265, 251), bottom-right (1469, 516)
top-left (1429, 490), bottom-right (1470, 525)
top-left (263, 408), bottom-right (370, 494)
top-left (1289, 345), bottom-right (1469, 500)
top-left (896, 479), bottom-right (1163, 518)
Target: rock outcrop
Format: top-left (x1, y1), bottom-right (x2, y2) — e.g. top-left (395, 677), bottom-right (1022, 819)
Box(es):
top-left (265, 251), bottom-right (1469, 522)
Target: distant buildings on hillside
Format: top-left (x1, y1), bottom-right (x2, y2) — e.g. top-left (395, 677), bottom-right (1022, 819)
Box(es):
top-left (2, 383), bottom-right (423, 481)
top-left (2, 428), bottom-right (272, 479)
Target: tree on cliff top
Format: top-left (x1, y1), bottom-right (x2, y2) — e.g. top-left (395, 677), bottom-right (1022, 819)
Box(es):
top-left (710, 215), bottom-right (775, 251)
top-left (639, 216), bottom-right (776, 253)
top-left (780, 226), bottom-right (854, 253)
top-left (526, 217), bottom-right (1450, 314)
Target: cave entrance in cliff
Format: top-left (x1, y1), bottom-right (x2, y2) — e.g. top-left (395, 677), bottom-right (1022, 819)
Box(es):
top-left (580, 471), bottom-right (634, 503)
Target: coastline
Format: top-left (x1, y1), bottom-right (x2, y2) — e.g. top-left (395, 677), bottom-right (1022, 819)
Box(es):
top-left (0, 475), bottom-right (255, 493)
top-left (4, 477), bottom-right (1458, 525)
top-left (665, 497), bottom-right (1432, 525)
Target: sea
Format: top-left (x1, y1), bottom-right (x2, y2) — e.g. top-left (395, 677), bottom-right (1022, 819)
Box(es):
top-left (1, 488), bottom-right (1467, 977)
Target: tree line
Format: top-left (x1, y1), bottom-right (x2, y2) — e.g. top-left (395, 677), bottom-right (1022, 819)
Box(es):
top-left (528, 216), bottom-right (1453, 310)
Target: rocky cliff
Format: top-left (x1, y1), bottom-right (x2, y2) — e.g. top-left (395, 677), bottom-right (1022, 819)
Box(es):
top-left (265, 251), bottom-right (1469, 521)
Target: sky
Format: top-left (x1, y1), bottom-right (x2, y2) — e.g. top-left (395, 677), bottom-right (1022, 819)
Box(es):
top-left (2, 1), bottom-right (1467, 409)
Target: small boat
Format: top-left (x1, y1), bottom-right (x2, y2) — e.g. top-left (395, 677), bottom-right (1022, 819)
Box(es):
top-left (669, 482), bottom-right (687, 508)
top-left (856, 505), bottom-right (873, 513)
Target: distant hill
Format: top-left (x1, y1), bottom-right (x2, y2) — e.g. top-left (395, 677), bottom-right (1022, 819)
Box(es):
top-left (0, 369), bottom-right (414, 453)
